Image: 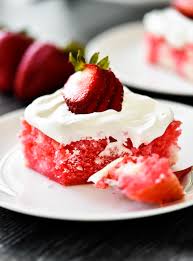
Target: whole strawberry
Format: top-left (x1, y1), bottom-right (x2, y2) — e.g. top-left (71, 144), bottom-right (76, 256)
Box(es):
top-left (0, 30), bottom-right (33, 93)
top-left (63, 52), bottom-right (124, 114)
top-left (14, 42), bottom-right (75, 101)
top-left (172, 0), bottom-right (193, 18)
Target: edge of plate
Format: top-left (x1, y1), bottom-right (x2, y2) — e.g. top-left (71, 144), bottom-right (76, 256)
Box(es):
top-left (0, 103), bottom-right (193, 221)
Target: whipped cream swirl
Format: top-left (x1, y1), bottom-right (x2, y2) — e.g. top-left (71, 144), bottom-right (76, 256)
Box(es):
top-left (24, 87), bottom-right (173, 148)
top-left (144, 8), bottom-right (193, 48)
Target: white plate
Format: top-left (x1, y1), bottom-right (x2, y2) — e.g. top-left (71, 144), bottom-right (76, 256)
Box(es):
top-left (92, 0), bottom-right (169, 5)
top-left (86, 23), bottom-right (193, 96)
top-left (0, 102), bottom-right (193, 221)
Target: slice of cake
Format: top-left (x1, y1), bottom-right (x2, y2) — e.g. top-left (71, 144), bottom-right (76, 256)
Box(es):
top-left (144, 2), bottom-right (193, 82)
top-left (20, 52), bottom-right (181, 186)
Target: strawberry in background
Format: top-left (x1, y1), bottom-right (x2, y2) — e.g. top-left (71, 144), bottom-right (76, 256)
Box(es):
top-left (172, 0), bottom-right (193, 18)
top-left (15, 42), bottom-right (84, 102)
top-left (0, 30), bottom-right (33, 93)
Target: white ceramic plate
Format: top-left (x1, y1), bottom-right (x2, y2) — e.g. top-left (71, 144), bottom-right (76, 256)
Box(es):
top-left (86, 23), bottom-right (193, 96)
top-left (0, 102), bottom-right (193, 221)
top-left (92, 0), bottom-right (169, 5)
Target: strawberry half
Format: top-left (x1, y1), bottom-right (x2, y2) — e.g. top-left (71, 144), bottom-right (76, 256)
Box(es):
top-left (14, 42), bottom-right (75, 101)
top-left (90, 155), bottom-right (184, 205)
top-left (0, 30), bottom-right (33, 93)
top-left (172, 0), bottom-right (193, 18)
top-left (63, 52), bottom-right (123, 114)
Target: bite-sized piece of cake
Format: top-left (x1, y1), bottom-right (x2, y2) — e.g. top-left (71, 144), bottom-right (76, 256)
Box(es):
top-left (89, 155), bottom-right (184, 205)
top-left (144, 6), bottom-right (193, 82)
top-left (21, 52), bottom-right (181, 186)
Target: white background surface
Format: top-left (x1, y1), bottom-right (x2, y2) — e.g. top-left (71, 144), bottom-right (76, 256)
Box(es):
top-left (93, 0), bottom-right (169, 5)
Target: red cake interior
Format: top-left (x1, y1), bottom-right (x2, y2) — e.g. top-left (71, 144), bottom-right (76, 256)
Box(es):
top-left (20, 120), bottom-right (181, 186)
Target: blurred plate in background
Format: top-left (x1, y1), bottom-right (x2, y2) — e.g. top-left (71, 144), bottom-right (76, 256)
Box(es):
top-left (0, 0), bottom-right (71, 45)
top-left (92, 0), bottom-right (169, 5)
top-left (86, 22), bottom-right (193, 96)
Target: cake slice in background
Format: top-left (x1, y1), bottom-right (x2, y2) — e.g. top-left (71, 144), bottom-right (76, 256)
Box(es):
top-left (144, 1), bottom-right (193, 83)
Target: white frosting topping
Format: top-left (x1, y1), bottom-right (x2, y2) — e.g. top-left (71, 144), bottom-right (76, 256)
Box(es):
top-left (24, 87), bottom-right (173, 148)
top-left (144, 8), bottom-right (193, 48)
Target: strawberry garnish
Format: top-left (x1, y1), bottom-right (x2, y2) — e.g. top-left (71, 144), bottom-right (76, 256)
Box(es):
top-left (172, 0), bottom-right (193, 18)
top-left (0, 30), bottom-right (33, 93)
top-left (63, 52), bottom-right (123, 114)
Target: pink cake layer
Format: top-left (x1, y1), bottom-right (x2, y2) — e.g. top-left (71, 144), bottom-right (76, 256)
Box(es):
top-left (145, 32), bottom-right (193, 81)
top-left (20, 120), bottom-right (181, 186)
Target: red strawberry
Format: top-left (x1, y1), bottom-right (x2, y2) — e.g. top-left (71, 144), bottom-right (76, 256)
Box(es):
top-left (172, 0), bottom-right (193, 18)
top-left (63, 52), bottom-right (123, 114)
top-left (96, 70), bottom-right (117, 112)
top-left (14, 42), bottom-right (75, 101)
top-left (174, 166), bottom-right (192, 179)
top-left (92, 155), bottom-right (184, 205)
top-left (109, 77), bottom-right (124, 112)
top-left (0, 30), bottom-right (33, 93)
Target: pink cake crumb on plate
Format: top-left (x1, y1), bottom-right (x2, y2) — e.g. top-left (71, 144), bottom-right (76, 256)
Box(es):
top-left (92, 154), bottom-right (184, 205)
top-left (20, 120), bottom-right (181, 186)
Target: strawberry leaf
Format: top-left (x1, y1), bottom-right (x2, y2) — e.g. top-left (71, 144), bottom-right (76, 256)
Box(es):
top-left (69, 51), bottom-right (85, 72)
top-left (64, 41), bottom-right (85, 57)
top-left (75, 60), bottom-right (85, 71)
top-left (69, 53), bottom-right (77, 68)
top-left (89, 52), bottom-right (99, 64)
top-left (97, 56), bottom-right (109, 70)
top-left (77, 50), bottom-right (86, 63)
top-left (69, 52), bottom-right (110, 72)
top-left (19, 29), bottom-right (29, 36)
